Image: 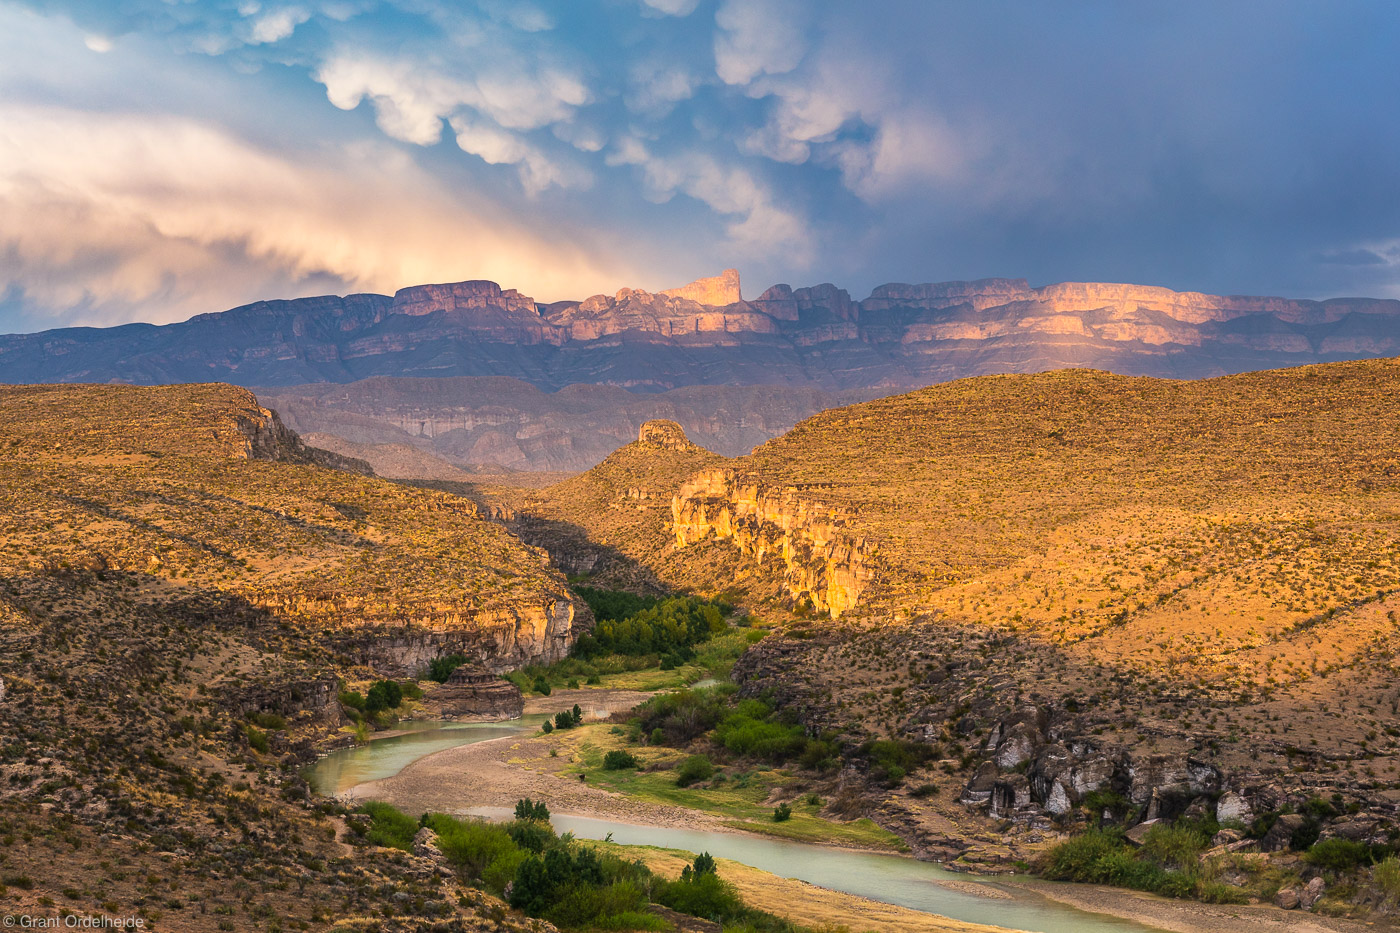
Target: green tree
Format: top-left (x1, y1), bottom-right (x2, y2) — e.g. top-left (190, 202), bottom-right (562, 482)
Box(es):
top-left (365, 679), bottom-right (403, 713)
top-left (514, 798), bottom-right (550, 822)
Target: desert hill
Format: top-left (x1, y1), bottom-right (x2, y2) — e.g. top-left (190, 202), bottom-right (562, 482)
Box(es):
top-left (0, 383), bottom-right (582, 670)
top-left (0, 382), bottom-right (588, 929)
top-left (522, 361), bottom-right (1400, 862)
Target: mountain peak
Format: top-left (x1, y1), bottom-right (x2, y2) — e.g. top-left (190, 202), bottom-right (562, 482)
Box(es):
top-left (661, 269), bottom-right (741, 306)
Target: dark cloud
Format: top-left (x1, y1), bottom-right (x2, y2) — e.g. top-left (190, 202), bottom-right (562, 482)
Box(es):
top-left (2, 0), bottom-right (1399, 333)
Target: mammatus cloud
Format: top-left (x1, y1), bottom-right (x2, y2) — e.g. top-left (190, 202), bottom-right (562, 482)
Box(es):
top-left (713, 0), bottom-right (806, 86)
top-left (0, 103), bottom-right (633, 327)
top-left (608, 137), bottom-right (810, 262)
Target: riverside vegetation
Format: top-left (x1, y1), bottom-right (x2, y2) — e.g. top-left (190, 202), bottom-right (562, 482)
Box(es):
top-left (352, 797), bottom-right (839, 932)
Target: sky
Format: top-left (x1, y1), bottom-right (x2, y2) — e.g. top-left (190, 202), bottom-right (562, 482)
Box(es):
top-left (2, 1), bottom-right (1400, 333)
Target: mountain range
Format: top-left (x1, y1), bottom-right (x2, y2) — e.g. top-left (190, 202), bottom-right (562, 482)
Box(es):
top-left (6, 269), bottom-right (1400, 472)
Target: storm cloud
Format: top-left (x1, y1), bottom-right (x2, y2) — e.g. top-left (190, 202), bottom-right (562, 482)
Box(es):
top-left (2, 0), bottom-right (1398, 331)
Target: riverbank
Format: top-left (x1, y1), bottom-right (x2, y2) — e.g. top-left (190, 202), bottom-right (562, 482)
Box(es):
top-left (998, 879), bottom-right (1385, 933)
top-left (609, 845), bottom-right (1011, 933)
top-left (347, 715), bottom-right (907, 853)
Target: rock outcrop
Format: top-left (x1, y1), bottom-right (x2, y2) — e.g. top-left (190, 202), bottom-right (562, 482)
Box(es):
top-left (431, 663), bottom-right (524, 720)
top-left (672, 469), bottom-right (876, 616)
top-left (333, 600), bottom-right (579, 676)
top-left (661, 269), bottom-right (742, 305)
top-left (637, 419), bottom-right (693, 450)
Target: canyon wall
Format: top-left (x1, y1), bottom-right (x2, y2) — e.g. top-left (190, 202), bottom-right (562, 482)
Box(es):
top-left (8, 273), bottom-right (1400, 392)
top-left (671, 469), bottom-right (877, 617)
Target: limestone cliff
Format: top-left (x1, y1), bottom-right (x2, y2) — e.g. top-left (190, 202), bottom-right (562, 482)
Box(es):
top-left (12, 274), bottom-right (1400, 392)
top-left (671, 469), bottom-right (876, 617)
top-left (661, 269), bottom-right (743, 305)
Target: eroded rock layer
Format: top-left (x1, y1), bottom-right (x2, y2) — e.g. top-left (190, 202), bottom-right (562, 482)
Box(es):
top-left (671, 469), bottom-right (875, 616)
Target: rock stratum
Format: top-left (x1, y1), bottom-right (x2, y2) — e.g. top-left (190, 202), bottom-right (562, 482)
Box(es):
top-left (6, 271), bottom-right (1400, 390)
top-left (258, 376), bottom-right (860, 475)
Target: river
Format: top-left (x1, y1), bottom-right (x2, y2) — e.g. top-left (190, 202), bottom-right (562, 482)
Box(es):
top-left (309, 719), bottom-right (1162, 933)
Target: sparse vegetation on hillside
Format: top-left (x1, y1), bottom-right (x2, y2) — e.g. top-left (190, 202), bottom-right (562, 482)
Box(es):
top-left (0, 383), bottom-right (583, 930)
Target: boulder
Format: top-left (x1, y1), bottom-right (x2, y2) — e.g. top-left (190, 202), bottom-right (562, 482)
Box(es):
top-left (1125, 819), bottom-right (1161, 846)
top-left (990, 775), bottom-right (1032, 818)
top-left (1275, 887), bottom-right (1301, 910)
top-left (1124, 752), bottom-right (1220, 805)
top-left (411, 827), bottom-right (441, 859)
top-left (961, 761), bottom-right (999, 805)
top-left (1300, 876), bottom-right (1325, 909)
top-left (433, 663), bottom-right (524, 719)
top-left (993, 722), bottom-right (1040, 769)
top-left (1215, 790), bottom-right (1253, 824)
top-left (1261, 813), bottom-right (1307, 852)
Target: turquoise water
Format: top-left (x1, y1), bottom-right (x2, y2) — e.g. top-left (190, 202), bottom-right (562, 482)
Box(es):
top-left (313, 720), bottom-right (1163, 933)
top-left (308, 717), bottom-right (549, 795)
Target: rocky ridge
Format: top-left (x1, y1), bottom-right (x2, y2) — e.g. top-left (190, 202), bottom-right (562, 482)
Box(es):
top-left (7, 272), bottom-right (1400, 392)
top-left (260, 376), bottom-right (855, 474)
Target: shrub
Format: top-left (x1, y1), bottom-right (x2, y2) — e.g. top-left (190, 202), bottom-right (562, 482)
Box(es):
top-left (1138, 822), bottom-right (1210, 871)
top-left (676, 755), bottom-right (715, 787)
top-left (861, 739), bottom-right (936, 787)
top-left (1372, 856), bottom-right (1400, 903)
top-left (542, 720), bottom-right (554, 734)
top-left (586, 674), bottom-right (602, 685)
top-left (507, 819), bottom-right (554, 853)
top-left (656, 867), bottom-right (745, 921)
top-left (248, 712), bottom-right (286, 730)
top-left (425, 814), bottom-right (518, 885)
top-left (338, 690), bottom-right (365, 711)
top-left (244, 725), bottom-right (269, 754)
top-left (427, 653), bottom-right (467, 683)
top-left (533, 676), bottom-right (552, 696)
top-left (515, 798), bottom-right (551, 822)
top-left (603, 750), bottom-right (639, 770)
top-left (358, 802), bottom-right (417, 850)
top-left (364, 679), bottom-right (403, 713)
top-left (772, 803), bottom-right (792, 822)
top-left (1306, 838), bottom-right (1377, 872)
